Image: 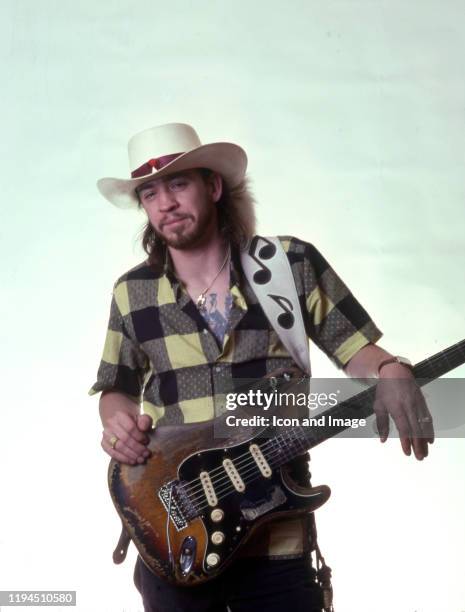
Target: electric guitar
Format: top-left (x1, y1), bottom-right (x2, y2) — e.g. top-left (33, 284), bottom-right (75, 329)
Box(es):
top-left (108, 339), bottom-right (465, 586)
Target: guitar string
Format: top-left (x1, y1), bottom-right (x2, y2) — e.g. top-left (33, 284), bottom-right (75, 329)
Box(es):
top-left (187, 384), bottom-right (444, 511)
top-left (182, 384), bottom-right (383, 505)
top-left (181, 386), bottom-right (437, 512)
top-left (181, 432), bottom-right (308, 511)
top-left (181, 384), bottom-right (378, 500)
top-left (182, 441), bottom-right (302, 509)
top-left (179, 340), bottom-right (465, 498)
top-left (187, 378), bottom-right (447, 512)
top-left (178, 340), bottom-right (465, 499)
top-left (200, 434), bottom-right (308, 504)
top-left (177, 430), bottom-right (301, 495)
top-left (185, 387), bottom-right (431, 510)
top-left (175, 342), bottom-right (465, 513)
top-left (183, 383), bottom-right (385, 503)
top-left (189, 441), bottom-right (308, 514)
top-left (180, 428), bottom-right (308, 501)
top-left (180, 445), bottom-right (295, 516)
top-left (179, 444), bottom-right (289, 509)
top-left (179, 387), bottom-right (377, 498)
top-left (190, 383), bottom-right (442, 510)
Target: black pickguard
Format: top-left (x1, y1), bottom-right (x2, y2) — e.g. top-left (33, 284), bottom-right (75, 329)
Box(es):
top-left (177, 437), bottom-right (315, 572)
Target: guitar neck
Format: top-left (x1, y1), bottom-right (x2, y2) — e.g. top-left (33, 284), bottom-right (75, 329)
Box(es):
top-left (266, 339), bottom-right (465, 462)
top-left (411, 339), bottom-right (465, 379)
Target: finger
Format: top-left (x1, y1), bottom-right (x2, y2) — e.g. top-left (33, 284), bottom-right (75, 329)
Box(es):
top-left (103, 426), bottom-right (140, 462)
top-left (410, 430), bottom-right (429, 461)
top-left (400, 436), bottom-right (412, 457)
top-left (113, 412), bottom-right (149, 444)
top-left (415, 391), bottom-right (435, 444)
top-left (102, 434), bottom-right (150, 464)
top-left (403, 398), bottom-right (424, 441)
top-left (104, 426), bottom-right (143, 460)
top-left (135, 415), bottom-right (153, 459)
top-left (376, 412), bottom-right (390, 443)
top-left (401, 400), bottom-right (426, 460)
top-left (137, 414), bottom-right (153, 432)
top-left (387, 409), bottom-right (412, 456)
top-left (109, 418), bottom-right (150, 454)
top-left (411, 436), bottom-right (427, 460)
top-left (421, 438), bottom-right (429, 458)
top-left (408, 390), bottom-right (433, 460)
top-left (101, 438), bottom-right (138, 465)
top-left (373, 398), bottom-right (389, 442)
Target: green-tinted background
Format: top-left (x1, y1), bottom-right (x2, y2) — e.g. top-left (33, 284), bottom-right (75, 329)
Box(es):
top-left (1, 1), bottom-right (464, 610)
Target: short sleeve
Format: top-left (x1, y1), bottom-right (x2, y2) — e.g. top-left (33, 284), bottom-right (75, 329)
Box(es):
top-left (302, 242), bottom-right (383, 368)
top-left (88, 288), bottom-right (149, 401)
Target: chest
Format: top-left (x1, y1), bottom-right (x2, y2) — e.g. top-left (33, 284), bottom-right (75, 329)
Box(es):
top-left (193, 280), bottom-right (233, 343)
top-left (124, 279), bottom-right (294, 389)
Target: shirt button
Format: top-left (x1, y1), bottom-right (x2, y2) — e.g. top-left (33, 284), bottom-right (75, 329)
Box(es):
top-left (215, 366), bottom-right (221, 372)
top-left (203, 329), bottom-right (209, 335)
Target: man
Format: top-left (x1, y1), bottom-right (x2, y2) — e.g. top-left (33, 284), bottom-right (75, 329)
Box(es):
top-left (90, 122), bottom-right (434, 612)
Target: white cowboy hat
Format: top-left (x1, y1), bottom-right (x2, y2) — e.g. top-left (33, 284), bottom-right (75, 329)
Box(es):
top-left (97, 122), bottom-right (248, 209)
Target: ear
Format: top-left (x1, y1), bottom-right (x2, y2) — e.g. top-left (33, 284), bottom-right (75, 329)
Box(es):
top-left (208, 172), bottom-right (223, 203)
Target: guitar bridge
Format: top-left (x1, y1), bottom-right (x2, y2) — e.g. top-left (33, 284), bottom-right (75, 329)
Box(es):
top-left (158, 481), bottom-right (198, 531)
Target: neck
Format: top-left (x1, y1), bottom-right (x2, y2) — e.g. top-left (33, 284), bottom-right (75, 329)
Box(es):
top-left (168, 231), bottom-right (229, 288)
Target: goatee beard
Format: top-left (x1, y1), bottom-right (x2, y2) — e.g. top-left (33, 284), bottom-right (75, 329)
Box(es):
top-left (155, 207), bottom-right (216, 250)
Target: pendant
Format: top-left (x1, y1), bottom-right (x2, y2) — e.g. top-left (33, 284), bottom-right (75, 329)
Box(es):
top-left (196, 293), bottom-right (206, 310)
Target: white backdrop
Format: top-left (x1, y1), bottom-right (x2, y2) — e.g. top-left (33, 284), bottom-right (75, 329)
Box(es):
top-left (1, 1), bottom-right (464, 611)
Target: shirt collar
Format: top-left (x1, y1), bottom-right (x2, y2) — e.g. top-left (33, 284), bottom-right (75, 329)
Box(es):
top-left (162, 242), bottom-right (242, 287)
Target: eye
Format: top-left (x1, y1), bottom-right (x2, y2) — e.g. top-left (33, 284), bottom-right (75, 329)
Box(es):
top-left (141, 190), bottom-right (156, 201)
top-left (170, 178), bottom-right (188, 190)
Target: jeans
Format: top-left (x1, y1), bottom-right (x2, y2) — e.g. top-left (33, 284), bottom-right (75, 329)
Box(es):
top-left (134, 554), bottom-right (324, 612)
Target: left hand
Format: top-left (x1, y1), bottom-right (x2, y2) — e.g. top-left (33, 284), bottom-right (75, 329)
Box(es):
top-left (374, 363), bottom-right (434, 460)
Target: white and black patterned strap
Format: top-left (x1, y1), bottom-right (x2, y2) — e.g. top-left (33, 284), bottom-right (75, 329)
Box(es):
top-left (240, 236), bottom-right (311, 375)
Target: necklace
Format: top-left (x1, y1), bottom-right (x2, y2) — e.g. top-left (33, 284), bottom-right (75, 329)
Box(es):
top-left (196, 245), bottom-right (231, 311)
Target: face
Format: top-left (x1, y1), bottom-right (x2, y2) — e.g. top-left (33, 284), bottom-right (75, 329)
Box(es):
top-left (136, 169), bottom-right (222, 250)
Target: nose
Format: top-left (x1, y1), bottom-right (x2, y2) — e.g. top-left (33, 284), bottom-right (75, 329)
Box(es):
top-left (158, 184), bottom-right (179, 211)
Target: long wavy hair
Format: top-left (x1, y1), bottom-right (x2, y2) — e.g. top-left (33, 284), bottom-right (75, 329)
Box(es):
top-left (138, 168), bottom-right (256, 266)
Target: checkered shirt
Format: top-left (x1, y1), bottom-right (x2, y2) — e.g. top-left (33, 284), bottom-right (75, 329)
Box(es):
top-left (89, 235), bottom-right (382, 557)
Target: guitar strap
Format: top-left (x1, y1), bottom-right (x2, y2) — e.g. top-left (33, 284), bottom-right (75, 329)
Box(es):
top-left (239, 236), bottom-right (311, 375)
top-left (241, 235), bottom-right (334, 611)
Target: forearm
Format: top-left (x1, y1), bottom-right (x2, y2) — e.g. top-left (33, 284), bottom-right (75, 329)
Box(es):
top-left (99, 390), bottom-right (140, 428)
top-left (343, 343), bottom-right (394, 379)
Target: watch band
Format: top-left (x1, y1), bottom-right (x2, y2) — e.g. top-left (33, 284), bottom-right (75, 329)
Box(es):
top-left (377, 356), bottom-right (413, 376)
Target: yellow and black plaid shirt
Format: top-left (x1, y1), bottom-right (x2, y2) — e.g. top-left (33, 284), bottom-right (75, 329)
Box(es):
top-left (90, 235), bottom-right (382, 557)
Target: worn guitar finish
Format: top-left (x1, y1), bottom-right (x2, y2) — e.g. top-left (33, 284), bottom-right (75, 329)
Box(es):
top-left (108, 340), bottom-right (465, 586)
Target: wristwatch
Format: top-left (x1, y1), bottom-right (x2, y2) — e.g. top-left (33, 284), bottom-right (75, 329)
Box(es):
top-left (377, 356), bottom-right (413, 376)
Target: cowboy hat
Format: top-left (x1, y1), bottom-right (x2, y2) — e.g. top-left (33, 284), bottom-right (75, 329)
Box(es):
top-left (97, 122), bottom-right (248, 209)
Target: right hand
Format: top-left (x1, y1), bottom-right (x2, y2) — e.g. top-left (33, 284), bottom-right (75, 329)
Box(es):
top-left (101, 412), bottom-right (153, 465)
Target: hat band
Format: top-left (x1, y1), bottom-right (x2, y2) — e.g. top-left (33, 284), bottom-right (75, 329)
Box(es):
top-left (131, 152), bottom-right (184, 178)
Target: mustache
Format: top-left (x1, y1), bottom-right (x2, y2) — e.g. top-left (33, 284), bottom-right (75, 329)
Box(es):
top-left (160, 214), bottom-right (192, 228)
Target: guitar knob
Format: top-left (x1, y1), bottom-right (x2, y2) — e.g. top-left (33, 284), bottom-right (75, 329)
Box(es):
top-left (206, 553), bottom-right (220, 567)
top-left (211, 531), bottom-right (225, 545)
top-left (210, 508), bottom-right (224, 523)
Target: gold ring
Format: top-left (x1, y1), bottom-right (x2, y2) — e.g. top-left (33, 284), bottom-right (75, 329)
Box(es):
top-left (109, 435), bottom-right (119, 449)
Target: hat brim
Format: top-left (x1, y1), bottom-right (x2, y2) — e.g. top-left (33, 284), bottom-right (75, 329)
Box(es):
top-left (97, 142), bottom-right (247, 209)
